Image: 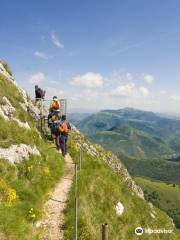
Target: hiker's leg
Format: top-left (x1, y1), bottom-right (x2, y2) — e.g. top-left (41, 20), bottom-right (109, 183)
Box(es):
top-left (60, 136), bottom-right (63, 153)
top-left (60, 135), bottom-right (66, 156)
top-left (57, 135), bottom-right (60, 149)
top-left (55, 135), bottom-right (60, 150)
top-left (51, 134), bottom-right (56, 144)
top-left (65, 135), bottom-right (68, 155)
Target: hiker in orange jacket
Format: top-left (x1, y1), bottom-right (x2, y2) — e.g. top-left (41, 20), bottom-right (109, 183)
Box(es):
top-left (50, 96), bottom-right (60, 116)
top-left (59, 115), bottom-right (71, 157)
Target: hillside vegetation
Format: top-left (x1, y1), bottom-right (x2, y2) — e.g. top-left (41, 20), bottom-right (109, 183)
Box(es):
top-left (64, 130), bottom-right (180, 239)
top-left (135, 177), bottom-right (180, 229)
top-left (0, 65), bottom-right (64, 239)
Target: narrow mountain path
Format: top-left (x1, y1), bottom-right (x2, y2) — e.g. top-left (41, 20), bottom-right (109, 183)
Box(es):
top-left (40, 154), bottom-right (74, 240)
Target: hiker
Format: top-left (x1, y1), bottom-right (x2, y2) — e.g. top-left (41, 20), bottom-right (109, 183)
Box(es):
top-left (49, 114), bottom-right (61, 149)
top-left (59, 115), bottom-right (71, 157)
top-left (47, 112), bottom-right (53, 127)
top-left (35, 85), bottom-right (45, 102)
top-left (50, 96), bottom-right (61, 116)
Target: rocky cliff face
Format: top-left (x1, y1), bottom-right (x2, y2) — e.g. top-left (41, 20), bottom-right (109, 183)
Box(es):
top-left (0, 61), bottom-right (65, 240)
top-left (0, 61), bottom-right (41, 164)
top-left (0, 61), bottom-right (40, 120)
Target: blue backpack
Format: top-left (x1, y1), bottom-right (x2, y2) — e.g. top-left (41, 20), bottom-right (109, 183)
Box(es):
top-left (50, 120), bottom-right (61, 134)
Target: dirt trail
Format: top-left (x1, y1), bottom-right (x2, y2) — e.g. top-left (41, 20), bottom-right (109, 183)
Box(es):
top-left (41, 154), bottom-right (74, 240)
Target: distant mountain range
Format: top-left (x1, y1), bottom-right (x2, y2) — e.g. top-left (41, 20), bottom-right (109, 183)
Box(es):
top-left (69, 108), bottom-right (180, 184)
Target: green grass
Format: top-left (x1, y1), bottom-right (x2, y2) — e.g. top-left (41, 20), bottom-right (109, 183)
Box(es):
top-left (64, 132), bottom-right (180, 240)
top-left (0, 74), bottom-right (65, 239)
top-left (135, 177), bottom-right (180, 229)
top-left (0, 60), bottom-right (13, 76)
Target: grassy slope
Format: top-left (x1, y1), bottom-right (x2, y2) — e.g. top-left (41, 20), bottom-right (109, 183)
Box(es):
top-left (64, 131), bottom-right (180, 240)
top-left (135, 177), bottom-right (180, 229)
top-left (0, 75), bottom-right (64, 239)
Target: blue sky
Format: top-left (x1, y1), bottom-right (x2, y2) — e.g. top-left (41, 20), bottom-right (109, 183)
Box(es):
top-left (1, 0), bottom-right (180, 113)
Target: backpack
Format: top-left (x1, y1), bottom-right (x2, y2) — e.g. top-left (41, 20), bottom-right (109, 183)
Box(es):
top-left (52, 101), bottom-right (60, 110)
top-left (59, 121), bottom-right (71, 134)
top-left (36, 88), bottom-right (45, 99)
top-left (50, 121), bottom-right (60, 134)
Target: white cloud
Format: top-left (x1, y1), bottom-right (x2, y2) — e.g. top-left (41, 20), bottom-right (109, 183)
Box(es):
top-left (144, 74), bottom-right (154, 84)
top-left (71, 72), bottom-right (104, 88)
top-left (111, 82), bottom-right (135, 97)
top-left (126, 72), bottom-right (133, 81)
top-left (28, 72), bottom-right (45, 84)
top-left (58, 90), bottom-right (64, 96)
top-left (81, 89), bottom-right (99, 100)
top-left (110, 83), bottom-right (150, 98)
top-left (114, 41), bottom-right (145, 55)
top-left (139, 86), bottom-right (150, 96)
top-left (49, 80), bottom-right (58, 84)
top-left (169, 95), bottom-right (180, 101)
top-left (34, 51), bottom-right (48, 60)
top-left (51, 32), bottom-right (64, 48)
top-left (161, 90), bottom-right (167, 95)
top-left (45, 87), bottom-right (64, 99)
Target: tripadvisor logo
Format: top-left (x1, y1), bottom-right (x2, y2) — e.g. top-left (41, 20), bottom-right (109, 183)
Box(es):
top-left (135, 227), bottom-right (173, 235)
top-left (135, 227), bottom-right (143, 236)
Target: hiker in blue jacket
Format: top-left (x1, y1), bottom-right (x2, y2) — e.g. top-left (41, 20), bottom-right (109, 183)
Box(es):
top-left (49, 114), bottom-right (61, 150)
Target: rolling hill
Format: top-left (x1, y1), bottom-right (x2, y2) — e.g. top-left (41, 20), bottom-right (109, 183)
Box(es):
top-left (71, 108), bottom-right (180, 184)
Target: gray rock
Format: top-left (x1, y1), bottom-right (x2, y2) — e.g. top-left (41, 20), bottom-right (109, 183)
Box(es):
top-left (0, 144), bottom-right (41, 164)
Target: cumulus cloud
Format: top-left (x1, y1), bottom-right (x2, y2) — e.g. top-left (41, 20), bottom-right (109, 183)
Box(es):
top-left (169, 95), bottom-right (180, 101)
top-left (161, 90), bottom-right (167, 95)
top-left (44, 87), bottom-right (64, 100)
top-left (144, 74), bottom-right (154, 84)
top-left (139, 86), bottom-right (150, 96)
top-left (28, 72), bottom-right (45, 84)
top-left (110, 82), bottom-right (150, 98)
top-left (71, 72), bottom-right (104, 88)
top-left (51, 32), bottom-right (64, 48)
top-left (111, 82), bottom-right (135, 97)
top-left (34, 51), bottom-right (48, 60)
top-left (126, 72), bottom-right (133, 81)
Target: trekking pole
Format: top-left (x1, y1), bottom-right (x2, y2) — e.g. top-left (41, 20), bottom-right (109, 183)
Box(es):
top-left (74, 162), bottom-right (78, 240)
top-left (102, 223), bottom-right (108, 240)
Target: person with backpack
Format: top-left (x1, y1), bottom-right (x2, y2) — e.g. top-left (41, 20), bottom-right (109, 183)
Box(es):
top-left (59, 115), bottom-right (71, 157)
top-left (49, 114), bottom-right (61, 149)
top-left (50, 96), bottom-right (60, 116)
top-left (35, 85), bottom-right (46, 102)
